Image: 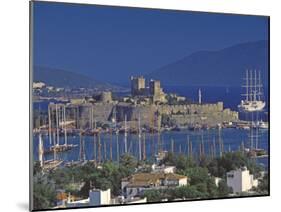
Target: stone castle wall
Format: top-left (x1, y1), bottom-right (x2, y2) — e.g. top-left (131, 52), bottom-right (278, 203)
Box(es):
top-left (67, 101), bottom-right (238, 128)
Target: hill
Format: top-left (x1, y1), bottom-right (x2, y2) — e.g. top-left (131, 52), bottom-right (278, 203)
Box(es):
top-left (33, 66), bottom-right (123, 90)
top-left (146, 40), bottom-right (268, 86)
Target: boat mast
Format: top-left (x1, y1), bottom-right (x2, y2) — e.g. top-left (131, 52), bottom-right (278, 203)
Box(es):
top-left (198, 88), bottom-right (202, 104)
top-left (171, 138), bottom-right (174, 153)
top-left (53, 131), bottom-right (57, 160)
top-left (250, 70), bottom-right (253, 102)
top-left (142, 132), bottom-right (146, 160)
top-left (189, 139), bottom-right (193, 159)
top-left (254, 70), bottom-right (257, 101)
top-left (104, 138), bottom-right (107, 161)
top-left (79, 132), bottom-right (83, 161)
top-left (258, 70), bottom-right (262, 101)
top-left (98, 132), bottom-right (102, 163)
top-left (201, 133), bottom-right (205, 157)
top-left (116, 130), bottom-right (119, 163)
top-left (56, 104), bottom-right (59, 146)
top-left (138, 113), bottom-right (142, 161)
top-left (63, 105), bottom-right (67, 146)
top-left (157, 113), bottom-right (161, 153)
top-left (246, 69), bottom-right (249, 101)
top-left (218, 126), bottom-right (223, 157)
top-left (110, 128), bottom-right (113, 161)
top-left (53, 131), bottom-right (56, 146)
top-left (91, 106), bottom-right (93, 130)
top-left (39, 134), bottom-right (44, 167)
top-left (93, 133), bottom-right (96, 161)
top-left (48, 104), bottom-right (52, 145)
top-left (213, 136), bottom-right (216, 157)
top-left (79, 130), bottom-right (86, 162)
top-left (179, 144), bottom-right (182, 154)
top-left (187, 135), bottom-right (190, 157)
top-left (124, 114), bottom-right (128, 154)
top-left (114, 107), bottom-right (119, 163)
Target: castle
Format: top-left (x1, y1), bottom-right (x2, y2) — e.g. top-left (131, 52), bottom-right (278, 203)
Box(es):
top-left (130, 76), bottom-right (166, 103)
top-left (57, 77), bottom-right (239, 129)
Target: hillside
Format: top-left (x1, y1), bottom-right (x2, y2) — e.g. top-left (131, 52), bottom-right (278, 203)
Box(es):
top-left (146, 40), bottom-right (268, 86)
top-left (33, 66), bottom-right (123, 90)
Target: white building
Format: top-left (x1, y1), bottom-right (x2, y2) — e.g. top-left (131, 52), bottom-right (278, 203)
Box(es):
top-left (89, 188), bottom-right (111, 206)
top-left (122, 173), bottom-right (188, 198)
top-left (226, 167), bottom-right (258, 193)
top-left (151, 164), bottom-right (176, 174)
top-left (66, 188), bottom-right (111, 208)
top-left (33, 81), bottom-right (46, 89)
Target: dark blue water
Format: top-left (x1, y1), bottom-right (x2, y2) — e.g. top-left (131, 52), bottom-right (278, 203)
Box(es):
top-left (33, 128), bottom-right (268, 168)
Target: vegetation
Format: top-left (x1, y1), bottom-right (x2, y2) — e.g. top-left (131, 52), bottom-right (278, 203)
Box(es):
top-left (33, 163), bottom-right (56, 210)
top-left (144, 151), bottom-right (265, 202)
top-left (32, 151), bottom-right (267, 208)
top-left (33, 154), bottom-right (139, 208)
top-left (253, 173), bottom-right (269, 195)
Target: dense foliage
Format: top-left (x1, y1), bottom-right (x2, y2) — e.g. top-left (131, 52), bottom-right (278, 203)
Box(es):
top-left (32, 151), bottom-right (267, 208)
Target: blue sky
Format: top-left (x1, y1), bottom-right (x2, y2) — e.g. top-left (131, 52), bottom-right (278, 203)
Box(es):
top-left (33, 1), bottom-right (268, 84)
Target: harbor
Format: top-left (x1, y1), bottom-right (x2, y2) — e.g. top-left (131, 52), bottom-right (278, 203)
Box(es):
top-left (32, 72), bottom-right (269, 209)
top-left (33, 125), bottom-right (268, 167)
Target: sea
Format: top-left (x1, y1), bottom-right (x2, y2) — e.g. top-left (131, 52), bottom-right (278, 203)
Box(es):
top-left (32, 86), bottom-right (269, 168)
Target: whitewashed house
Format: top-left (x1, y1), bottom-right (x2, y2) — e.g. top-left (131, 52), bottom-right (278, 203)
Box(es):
top-left (226, 166), bottom-right (258, 193)
top-left (66, 188), bottom-right (111, 208)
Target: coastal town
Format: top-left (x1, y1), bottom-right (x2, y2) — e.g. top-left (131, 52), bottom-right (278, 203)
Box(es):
top-left (32, 74), bottom-right (268, 210)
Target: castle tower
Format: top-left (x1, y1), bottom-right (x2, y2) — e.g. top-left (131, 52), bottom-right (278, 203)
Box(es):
top-left (149, 80), bottom-right (163, 102)
top-left (130, 76), bottom-right (145, 96)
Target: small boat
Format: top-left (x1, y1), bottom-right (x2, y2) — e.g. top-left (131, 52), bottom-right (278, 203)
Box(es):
top-left (44, 144), bottom-right (78, 155)
top-left (258, 121), bottom-right (268, 129)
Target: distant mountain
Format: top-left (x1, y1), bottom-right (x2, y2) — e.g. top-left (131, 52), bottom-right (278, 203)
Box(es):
top-left (146, 40), bottom-right (268, 87)
top-left (33, 66), bottom-right (123, 90)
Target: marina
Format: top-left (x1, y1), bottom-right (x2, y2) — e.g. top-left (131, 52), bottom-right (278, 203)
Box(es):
top-left (33, 73), bottom-right (269, 170)
top-left (33, 127), bottom-right (269, 167)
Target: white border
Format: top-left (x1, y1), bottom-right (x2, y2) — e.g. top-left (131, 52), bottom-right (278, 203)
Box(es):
top-left (0, 0), bottom-right (280, 212)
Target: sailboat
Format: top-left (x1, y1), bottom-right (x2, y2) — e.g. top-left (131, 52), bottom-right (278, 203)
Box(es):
top-left (238, 69), bottom-right (265, 112)
top-left (44, 104), bottom-right (77, 155)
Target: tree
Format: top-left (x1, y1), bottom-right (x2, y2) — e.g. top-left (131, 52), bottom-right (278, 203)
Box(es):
top-left (143, 190), bottom-right (163, 202)
top-left (33, 173), bottom-right (56, 210)
top-left (217, 179), bottom-right (232, 196)
top-left (119, 154), bottom-right (137, 176)
top-left (185, 167), bottom-right (209, 185)
top-left (175, 154), bottom-right (187, 171)
top-left (256, 173), bottom-right (269, 194)
top-left (206, 177), bottom-right (219, 198)
top-left (33, 161), bottom-right (42, 176)
top-left (161, 152), bottom-right (176, 166)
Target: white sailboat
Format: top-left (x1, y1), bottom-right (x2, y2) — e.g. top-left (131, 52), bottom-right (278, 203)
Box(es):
top-left (238, 69), bottom-right (265, 112)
